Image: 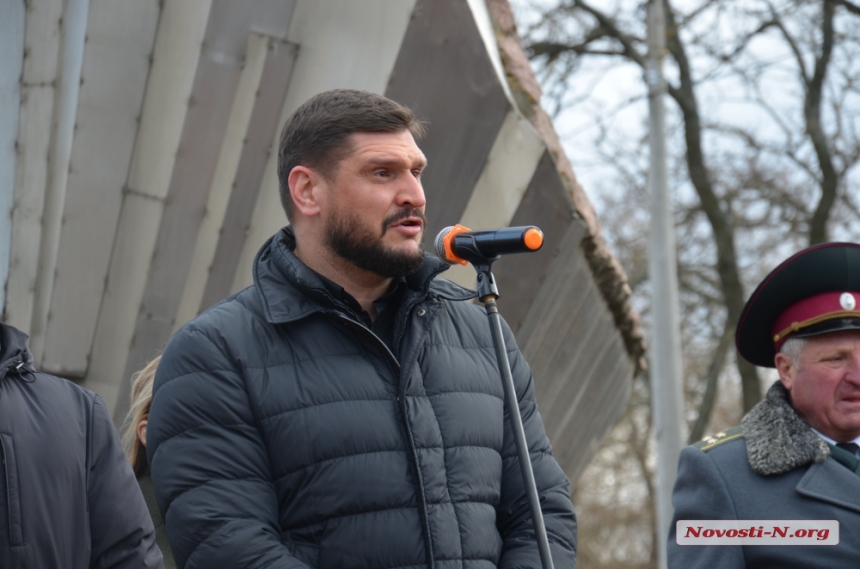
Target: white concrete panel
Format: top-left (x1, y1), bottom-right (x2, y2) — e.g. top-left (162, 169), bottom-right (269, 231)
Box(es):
top-left (40, 0), bottom-right (161, 376)
top-left (4, 0), bottom-right (64, 330)
top-left (126, 0), bottom-right (214, 199)
top-left (230, 0), bottom-right (417, 293)
top-left (0, 1), bottom-right (25, 312)
top-left (173, 32), bottom-right (270, 333)
top-left (444, 110), bottom-right (546, 288)
top-left (29, 0), bottom-right (90, 363)
top-left (86, 194), bottom-right (164, 409)
top-left (85, 0), bottom-right (212, 396)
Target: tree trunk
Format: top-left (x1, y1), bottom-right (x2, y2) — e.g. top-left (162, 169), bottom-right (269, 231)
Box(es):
top-left (664, 0), bottom-right (761, 411)
top-left (806, 0), bottom-right (838, 245)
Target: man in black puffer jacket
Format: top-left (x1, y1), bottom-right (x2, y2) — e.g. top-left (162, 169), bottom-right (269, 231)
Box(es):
top-left (147, 89), bottom-right (577, 569)
top-left (0, 321), bottom-right (163, 569)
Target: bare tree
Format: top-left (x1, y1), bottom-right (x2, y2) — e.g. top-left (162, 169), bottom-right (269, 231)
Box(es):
top-left (520, 0), bottom-right (860, 415)
top-left (513, 0), bottom-right (860, 566)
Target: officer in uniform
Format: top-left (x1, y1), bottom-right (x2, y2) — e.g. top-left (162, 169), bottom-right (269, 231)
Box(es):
top-left (668, 242), bottom-right (860, 568)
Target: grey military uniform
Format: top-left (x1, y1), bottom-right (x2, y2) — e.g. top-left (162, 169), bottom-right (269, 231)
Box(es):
top-left (668, 381), bottom-right (860, 568)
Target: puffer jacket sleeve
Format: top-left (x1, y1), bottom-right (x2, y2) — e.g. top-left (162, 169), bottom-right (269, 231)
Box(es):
top-left (147, 325), bottom-right (310, 569)
top-left (496, 318), bottom-right (577, 569)
top-left (88, 395), bottom-right (163, 569)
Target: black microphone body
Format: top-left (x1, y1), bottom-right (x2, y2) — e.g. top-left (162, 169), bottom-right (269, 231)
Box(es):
top-left (435, 225), bottom-right (544, 265)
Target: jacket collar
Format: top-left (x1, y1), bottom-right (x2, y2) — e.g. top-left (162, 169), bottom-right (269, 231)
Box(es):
top-left (253, 227), bottom-right (475, 325)
top-left (0, 321), bottom-right (36, 380)
top-left (742, 381), bottom-right (830, 476)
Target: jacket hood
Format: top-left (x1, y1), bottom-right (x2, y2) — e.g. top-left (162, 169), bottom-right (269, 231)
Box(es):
top-left (0, 321), bottom-right (37, 380)
top-left (742, 381), bottom-right (830, 476)
top-left (253, 227), bottom-right (476, 324)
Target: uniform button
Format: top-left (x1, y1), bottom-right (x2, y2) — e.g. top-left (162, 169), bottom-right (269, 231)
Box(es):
top-left (417, 309), bottom-right (426, 316)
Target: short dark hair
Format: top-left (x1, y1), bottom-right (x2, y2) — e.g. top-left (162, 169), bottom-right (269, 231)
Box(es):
top-left (277, 89), bottom-right (426, 220)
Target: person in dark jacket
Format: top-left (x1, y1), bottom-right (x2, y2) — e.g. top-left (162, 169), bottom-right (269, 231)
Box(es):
top-left (668, 242), bottom-right (860, 568)
top-left (0, 320), bottom-right (163, 569)
top-left (147, 89), bottom-right (577, 569)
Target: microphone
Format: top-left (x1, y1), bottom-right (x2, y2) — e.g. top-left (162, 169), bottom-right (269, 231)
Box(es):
top-left (435, 224), bottom-right (544, 265)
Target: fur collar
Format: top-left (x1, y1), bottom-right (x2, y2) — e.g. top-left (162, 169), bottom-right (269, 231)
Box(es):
top-left (742, 381), bottom-right (830, 476)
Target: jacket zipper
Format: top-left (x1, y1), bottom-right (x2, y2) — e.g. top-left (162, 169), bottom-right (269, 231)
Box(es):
top-left (1, 436), bottom-right (9, 542)
top-left (330, 310), bottom-right (437, 569)
top-left (331, 314), bottom-right (400, 374)
top-left (1, 434), bottom-right (24, 547)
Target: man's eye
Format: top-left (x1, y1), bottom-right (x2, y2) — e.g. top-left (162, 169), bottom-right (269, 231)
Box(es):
top-left (412, 170), bottom-right (422, 178)
top-left (374, 169), bottom-right (390, 178)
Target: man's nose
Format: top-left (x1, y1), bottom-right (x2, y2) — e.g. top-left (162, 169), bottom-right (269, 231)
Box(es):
top-left (396, 173), bottom-right (426, 209)
top-left (847, 352), bottom-right (860, 383)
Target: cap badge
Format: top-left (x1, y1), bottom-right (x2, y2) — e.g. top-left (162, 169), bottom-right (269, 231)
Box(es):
top-left (840, 292), bottom-right (856, 311)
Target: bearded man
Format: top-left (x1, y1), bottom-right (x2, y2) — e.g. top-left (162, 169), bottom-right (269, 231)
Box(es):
top-left (147, 89), bottom-right (577, 569)
top-left (668, 242), bottom-right (860, 568)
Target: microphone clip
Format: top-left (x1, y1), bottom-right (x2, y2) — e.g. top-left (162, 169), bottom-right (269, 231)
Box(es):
top-left (474, 262), bottom-right (500, 302)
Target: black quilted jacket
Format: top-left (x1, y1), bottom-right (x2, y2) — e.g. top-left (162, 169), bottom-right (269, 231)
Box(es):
top-left (0, 322), bottom-right (162, 569)
top-left (147, 228), bottom-right (576, 569)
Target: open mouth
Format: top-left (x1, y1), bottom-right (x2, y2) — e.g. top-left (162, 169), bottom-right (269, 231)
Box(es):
top-left (384, 210), bottom-right (426, 235)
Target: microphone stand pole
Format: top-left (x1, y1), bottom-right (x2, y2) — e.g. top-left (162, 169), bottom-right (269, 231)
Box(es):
top-left (473, 260), bottom-right (555, 569)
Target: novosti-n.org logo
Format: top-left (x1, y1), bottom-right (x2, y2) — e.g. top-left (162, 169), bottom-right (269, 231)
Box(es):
top-left (676, 520), bottom-right (838, 545)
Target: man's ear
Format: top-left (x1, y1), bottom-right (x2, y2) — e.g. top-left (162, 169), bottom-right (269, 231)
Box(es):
top-left (775, 352), bottom-right (796, 390)
top-left (288, 165), bottom-right (324, 218)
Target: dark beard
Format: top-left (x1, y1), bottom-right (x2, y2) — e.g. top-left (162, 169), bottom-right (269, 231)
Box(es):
top-left (325, 207), bottom-right (426, 278)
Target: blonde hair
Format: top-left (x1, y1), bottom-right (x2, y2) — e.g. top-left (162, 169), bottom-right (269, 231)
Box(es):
top-left (122, 356), bottom-right (161, 478)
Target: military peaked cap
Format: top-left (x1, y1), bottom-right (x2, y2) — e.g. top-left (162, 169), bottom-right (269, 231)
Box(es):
top-left (736, 242), bottom-right (860, 367)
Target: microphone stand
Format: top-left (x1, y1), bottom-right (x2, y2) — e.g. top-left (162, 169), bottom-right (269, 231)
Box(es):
top-left (472, 259), bottom-right (556, 569)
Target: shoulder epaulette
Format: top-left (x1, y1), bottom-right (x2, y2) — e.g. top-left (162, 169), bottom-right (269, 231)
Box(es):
top-left (693, 425), bottom-right (744, 452)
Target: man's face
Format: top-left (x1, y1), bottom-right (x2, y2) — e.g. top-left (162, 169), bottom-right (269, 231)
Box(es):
top-left (776, 330), bottom-right (860, 441)
top-left (322, 130), bottom-right (428, 278)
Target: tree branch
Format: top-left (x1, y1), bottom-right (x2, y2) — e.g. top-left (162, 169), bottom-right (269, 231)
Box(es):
top-left (526, 24), bottom-right (610, 61)
top-left (768, 0), bottom-right (811, 86)
top-left (572, 0), bottom-right (649, 68)
top-left (836, 0), bottom-right (860, 16)
top-left (807, 0), bottom-right (839, 244)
